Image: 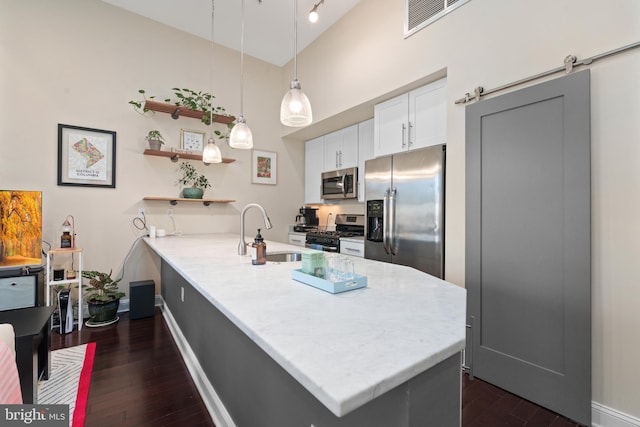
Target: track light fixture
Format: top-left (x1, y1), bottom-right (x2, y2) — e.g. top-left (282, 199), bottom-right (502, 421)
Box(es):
top-left (308, 0), bottom-right (324, 23)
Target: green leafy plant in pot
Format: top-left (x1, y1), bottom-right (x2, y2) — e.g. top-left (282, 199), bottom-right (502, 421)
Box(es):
top-left (82, 270), bottom-right (125, 325)
top-left (177, 162), bottom-right (211, 199)
top-left (145, 130), bottom-right (165, 151)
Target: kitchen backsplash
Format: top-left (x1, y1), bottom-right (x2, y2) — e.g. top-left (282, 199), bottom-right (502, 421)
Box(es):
top-left (307, 202), bottom-right (364, 231)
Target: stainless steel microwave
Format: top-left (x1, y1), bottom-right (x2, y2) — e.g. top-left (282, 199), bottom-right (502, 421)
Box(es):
top-left (321, 167), bottom-right (358, 200)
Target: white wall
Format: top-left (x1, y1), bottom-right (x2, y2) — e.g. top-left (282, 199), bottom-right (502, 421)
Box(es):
top-left (0, 0), bottom-right (304, 294)
top-left (284, 0), bottom-right (640, 419)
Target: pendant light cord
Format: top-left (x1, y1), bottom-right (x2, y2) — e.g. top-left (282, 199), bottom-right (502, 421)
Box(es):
top-left (210, 0), bottom-right (215, 126)
top-left (293, 0), bottom-right (298, 79)
top-left (240, 0), bottom-right (245, 116)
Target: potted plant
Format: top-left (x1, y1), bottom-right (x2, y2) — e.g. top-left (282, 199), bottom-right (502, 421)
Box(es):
top-left (82, 270), bottom-right (125, 326)
top-left (145, 130), bottom-right (165, 150)
top-left (177, 162), bottom-right (211, 199)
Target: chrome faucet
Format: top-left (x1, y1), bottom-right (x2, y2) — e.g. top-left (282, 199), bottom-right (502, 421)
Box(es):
top-left (238, 203), bottom-right (272, 255)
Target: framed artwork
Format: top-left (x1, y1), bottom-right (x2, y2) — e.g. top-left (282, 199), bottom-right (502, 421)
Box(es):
top-left (57, 124), bottom-right (116, 188)
top-left (180, 129), bottom-right (206, 152)
top-left (251, 150), bottom-right (277, 185)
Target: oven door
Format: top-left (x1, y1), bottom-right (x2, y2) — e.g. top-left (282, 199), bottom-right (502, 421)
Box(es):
top-left (321, 167), bottom-right (357, 200)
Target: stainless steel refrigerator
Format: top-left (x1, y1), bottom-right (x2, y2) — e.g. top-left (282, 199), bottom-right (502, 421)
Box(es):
top-left (364, 145), bottom-right (445, 278)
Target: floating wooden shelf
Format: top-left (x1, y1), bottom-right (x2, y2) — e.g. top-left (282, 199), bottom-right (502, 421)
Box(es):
top-left (143, 149), bottom-right (235, 164)
top-left (144, 100), bottom-right (235, 125)
top-left (143, 197), bottom-right (236, 206)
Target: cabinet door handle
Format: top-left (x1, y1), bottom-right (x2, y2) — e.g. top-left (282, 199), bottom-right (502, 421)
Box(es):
top-left (408, 121), bottom-right (414, 147)
top-left (344, 247), bottom-right (361, 254)
top-left (336, 151), bottom-right (339, 168)
top-left (402, 123), bottom-right (407, 148)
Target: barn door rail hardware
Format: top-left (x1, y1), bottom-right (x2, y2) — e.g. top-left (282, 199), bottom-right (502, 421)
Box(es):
top-left (455, 40), bottom-right (640, 105)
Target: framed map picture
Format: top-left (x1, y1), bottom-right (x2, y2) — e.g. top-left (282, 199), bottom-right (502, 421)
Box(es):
top-left (251, 150), bottom-right (277, 185)
top-left (57, 124), bottom-right (116, 188)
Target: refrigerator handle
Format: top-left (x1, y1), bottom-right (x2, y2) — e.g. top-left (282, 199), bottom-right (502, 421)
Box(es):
top-left (383, 189), bottom-right (391, 255)
top-left (390, 187), bottom-right (398, 255)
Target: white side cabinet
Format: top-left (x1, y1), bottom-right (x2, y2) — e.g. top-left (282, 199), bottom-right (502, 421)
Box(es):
top-left (288, 232), bottom-right (307, 247)
top-left (340, 239), bottom-right (364, 258)
top-left (46, 248), bottom-right (83, 330)
top-left (305, 136), bottom-right (324, 205)
top-left (357, 118), bottom-right (374, 202)
top-left (323, 124), bottom-right (358, 171)
top-left (374, 78), bottom-right (446, 158)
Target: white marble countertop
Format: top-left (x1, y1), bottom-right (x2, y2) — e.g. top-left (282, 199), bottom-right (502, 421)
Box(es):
top-left (144, 233), bottom-right (466, 417)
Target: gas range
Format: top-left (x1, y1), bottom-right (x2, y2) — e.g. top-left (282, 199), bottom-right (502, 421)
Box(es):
top-left (305, 214), bottom-right (364, 252)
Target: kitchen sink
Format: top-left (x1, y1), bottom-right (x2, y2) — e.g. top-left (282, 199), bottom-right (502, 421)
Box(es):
top-left (266, 252), bottom-right (302, 262)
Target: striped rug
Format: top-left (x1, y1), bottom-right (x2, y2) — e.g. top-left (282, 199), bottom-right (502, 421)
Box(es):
top-left (38, 342), bottom-right (96, 427)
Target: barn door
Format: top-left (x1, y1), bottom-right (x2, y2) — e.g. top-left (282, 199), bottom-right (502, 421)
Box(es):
top-left (465, 70), bottom-right (591, 425)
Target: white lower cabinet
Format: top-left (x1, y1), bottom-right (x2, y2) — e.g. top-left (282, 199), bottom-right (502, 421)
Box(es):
top-left (340, 239), bottom-right (364, 258)
top-left (288, 232), bottom-right (307, 247)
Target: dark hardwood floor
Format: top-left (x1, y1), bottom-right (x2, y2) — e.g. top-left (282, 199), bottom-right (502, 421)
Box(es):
top-left (52, 309), bottom-right (584, 427)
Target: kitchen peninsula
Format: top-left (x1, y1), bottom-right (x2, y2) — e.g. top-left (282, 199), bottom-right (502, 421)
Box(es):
top-left (144, 234), bottom-right (466, 427)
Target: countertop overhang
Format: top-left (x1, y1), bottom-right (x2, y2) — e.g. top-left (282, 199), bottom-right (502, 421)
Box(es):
top-left (144, 233), bottom-right (466, 417)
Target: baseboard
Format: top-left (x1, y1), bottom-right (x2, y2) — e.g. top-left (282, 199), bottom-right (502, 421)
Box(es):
top-left (159, 299), bottom-right (236, 427)
top-left (593, 402), bottom-right (640, 427)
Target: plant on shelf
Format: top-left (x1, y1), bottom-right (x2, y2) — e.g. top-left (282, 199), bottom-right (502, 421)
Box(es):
top-left (128, 87), bottom-right (235, 126)
top-left (177, 162), bottom-right (211, 199)
top-left (145, 130), bottom-right (165, 150)
top-left (81, 270), bottom-right (125, 325)
top-left (128, 89), bottom-right (171, 115)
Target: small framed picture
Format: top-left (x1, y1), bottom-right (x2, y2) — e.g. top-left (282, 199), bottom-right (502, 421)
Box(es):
top-left (180, 129), bottom-right (206, 152)
top-left (57, 124), bottom-right (116, 188)
top-left (252, 150), bottom-right (277, 185)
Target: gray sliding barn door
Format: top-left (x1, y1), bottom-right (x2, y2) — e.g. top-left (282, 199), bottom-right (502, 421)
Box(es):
top-left (465, 70), bottom-right (591, 425)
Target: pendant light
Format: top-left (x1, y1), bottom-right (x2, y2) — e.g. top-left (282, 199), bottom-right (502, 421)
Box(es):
top-left (228, 0), bottom-right (253, 149)
top-left (280, 0), bottom-right (312, 127)
top-left (202, 0), bottom-right (223, 164)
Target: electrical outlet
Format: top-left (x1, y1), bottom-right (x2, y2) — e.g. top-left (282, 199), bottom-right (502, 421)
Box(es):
top-left (167, 208), bottom-right (173, 217)
top-left (137, 208), bottom-right (145, 219)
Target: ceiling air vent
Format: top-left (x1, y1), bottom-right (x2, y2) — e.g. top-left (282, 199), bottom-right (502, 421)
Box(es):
top-left (405, 0), bottom-right (471, 37)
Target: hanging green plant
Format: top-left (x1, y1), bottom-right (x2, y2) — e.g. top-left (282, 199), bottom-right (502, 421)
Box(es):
top-left (128, 87), bottom-right (235, 126)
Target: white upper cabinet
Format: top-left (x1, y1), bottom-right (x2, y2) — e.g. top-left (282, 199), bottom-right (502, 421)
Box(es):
top-left (409, 78), bottom-right (447, 150)
top-left (323, 124), bottom-right (358, 171)
top-left (357, 118), bottom-right (374, 202)
top-left (374, 93), bottom-right (409, 158)
top-left (374, 78), bottom-right (447, 157)
top-left (305, 136), bottom-right (324, 205)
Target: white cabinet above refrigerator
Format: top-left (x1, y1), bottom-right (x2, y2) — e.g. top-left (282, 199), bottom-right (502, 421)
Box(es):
top-left (374, 78), bottom-right (447, 158)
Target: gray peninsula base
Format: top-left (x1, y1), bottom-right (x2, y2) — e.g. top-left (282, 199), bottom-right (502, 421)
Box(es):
top-left (161, 260), bottom-right (461, 427)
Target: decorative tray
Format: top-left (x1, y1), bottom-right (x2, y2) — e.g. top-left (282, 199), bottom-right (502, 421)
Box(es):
top-left (291, 269), bottom-right (368, 294)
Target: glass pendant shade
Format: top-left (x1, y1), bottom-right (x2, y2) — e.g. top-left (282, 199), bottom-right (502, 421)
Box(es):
top-left (202, 137), bottom-right (222, 163)
top-left (280, 78), bottom-right (312, 127)
top-left (228, 116), bottom-right (253, 149)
